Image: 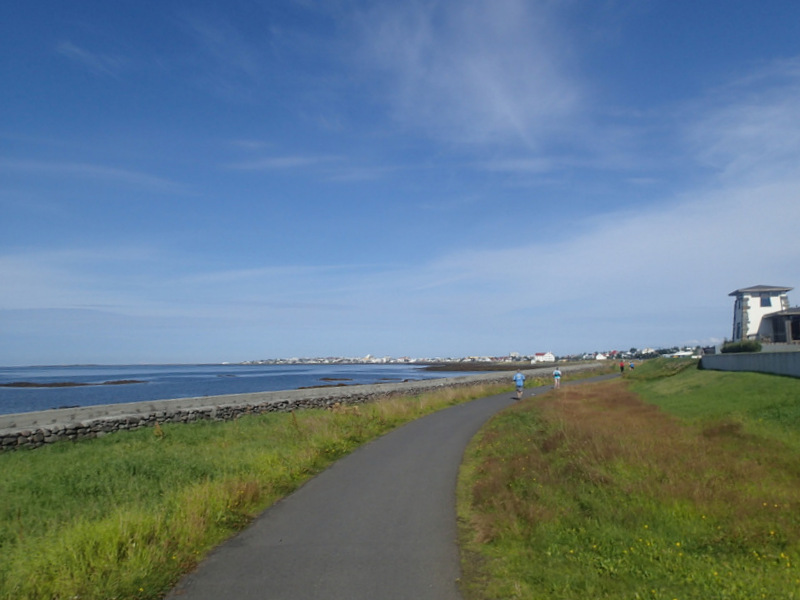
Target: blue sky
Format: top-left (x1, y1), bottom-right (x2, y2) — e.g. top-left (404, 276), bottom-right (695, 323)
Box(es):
top-left (2, 1), bottom-right (800, 365)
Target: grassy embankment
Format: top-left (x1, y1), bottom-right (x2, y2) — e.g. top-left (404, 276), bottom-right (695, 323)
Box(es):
top-left (458, 358), bottom-right (800, 599)
top-left (0, 382), bottom-right (511, 600)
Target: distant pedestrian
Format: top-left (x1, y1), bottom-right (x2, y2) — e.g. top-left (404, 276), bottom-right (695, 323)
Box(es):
top-left (553, 367), bottom-right (562, 389)
top-left (513, 370), bottom-right (525, 399)
top-left (630, 361), bottom-right (635, 370)
top-left (619, 361), bottom-right (625, 374)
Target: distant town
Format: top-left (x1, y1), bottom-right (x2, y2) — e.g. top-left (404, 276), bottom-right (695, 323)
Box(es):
top-left (239, 346), bottom-right (704, 366)
top-left (238, 285), bottom-right (800, 368)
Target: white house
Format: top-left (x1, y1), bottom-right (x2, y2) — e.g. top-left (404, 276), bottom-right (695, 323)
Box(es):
top-left (729, 285), bottom-right (793, 342)
top-left (532, 352), bottom-right (556, 363)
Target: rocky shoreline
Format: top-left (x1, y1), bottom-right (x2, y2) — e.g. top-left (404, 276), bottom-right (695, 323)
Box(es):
top-left (0, 380), bottom-right (145, 388)
top-left (0, 363), bottom-right (605, 451)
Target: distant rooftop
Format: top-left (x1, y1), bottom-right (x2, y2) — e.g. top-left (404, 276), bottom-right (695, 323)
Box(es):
top-left (729, 285), bottom-right (793, 296)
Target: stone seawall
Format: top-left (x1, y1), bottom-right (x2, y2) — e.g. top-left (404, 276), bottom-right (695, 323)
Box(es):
top-left (0, 371), bottom-right (516, 451)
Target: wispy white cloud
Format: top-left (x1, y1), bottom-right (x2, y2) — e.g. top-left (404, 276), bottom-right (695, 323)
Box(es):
top-left (182, 15), bottom-right (261, 79)
top-left (56, 41), bottom-right (127, 78)
top-left (4, 164), bottom-right (797, 358)
top-left (323, 163), bottom-right (403, 182)
top-left (0, 159), bottom-right (188, 194)
top-left (686, 57), bottom-right (800, 184)
top-left (0, 246), bottom-right (367, 321)
top-left (0, 247), bottom-right (160, 312)
top-left (224, 152), bottom-right (399, 182)
top-left (367, 58), bottom-right (800, 347)
top-left (175, 12), bottom-right (268, 102)
top-left (481, 157), bottom-right (564, 174)
top-left (6, 7), bottom-right (800, 362)
top-left (352, 0), bottom-right (582, 149)
top-left (228, 139), bottom-right (274, 151)
top-left (437, 183), bottom-right (796, 300)
top-left (225, 155), bottom-right (340, 170)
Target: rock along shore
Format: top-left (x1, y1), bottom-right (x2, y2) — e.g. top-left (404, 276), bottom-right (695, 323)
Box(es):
top-left (0, 364), bottom-right (603, 451)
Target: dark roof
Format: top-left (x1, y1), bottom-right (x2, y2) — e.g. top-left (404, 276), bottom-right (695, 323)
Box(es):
top-left (729, 285), bottom-right (793, 296)
top-left (767, 307), bottom-right (800, 317)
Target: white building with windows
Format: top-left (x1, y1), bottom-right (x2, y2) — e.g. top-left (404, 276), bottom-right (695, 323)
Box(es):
top-left (729, 285), bottom-right (793, 342)
top-left (532, 352), bottom-right (556, 363)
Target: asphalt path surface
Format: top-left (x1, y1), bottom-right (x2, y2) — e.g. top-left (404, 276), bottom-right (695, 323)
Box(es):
top-left (167, 374), bottom-right (617, 600)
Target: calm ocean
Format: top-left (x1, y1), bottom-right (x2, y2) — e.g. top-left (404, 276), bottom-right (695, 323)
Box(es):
top-left (0, 363), bottom-right (476, 416)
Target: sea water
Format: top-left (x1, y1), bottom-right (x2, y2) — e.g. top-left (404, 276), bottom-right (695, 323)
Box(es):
top-left (0, 363), bottom-right (475, 416)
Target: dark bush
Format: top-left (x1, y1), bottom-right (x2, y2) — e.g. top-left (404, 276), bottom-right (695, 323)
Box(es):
top-left (720, 340), bottom-right (762, 353)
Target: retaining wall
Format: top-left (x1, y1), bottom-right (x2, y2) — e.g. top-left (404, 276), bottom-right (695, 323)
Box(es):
top-left (701, 351), bottom-right (800, 378)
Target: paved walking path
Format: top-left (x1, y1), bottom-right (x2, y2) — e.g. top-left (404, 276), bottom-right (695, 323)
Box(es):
top-left (167, 375), bottom-right (617, 600)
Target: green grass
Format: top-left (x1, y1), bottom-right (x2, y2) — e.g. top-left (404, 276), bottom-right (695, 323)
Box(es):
top-left (630, 359), bottom-right (800, 425)
top-left (458, 359), bottom-right (800, 599)
top-left (0, 383), bottom-right (504, 600)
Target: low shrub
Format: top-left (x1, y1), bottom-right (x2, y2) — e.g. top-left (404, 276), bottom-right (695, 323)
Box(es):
top-left (721, 339), bottom-right (762, 353)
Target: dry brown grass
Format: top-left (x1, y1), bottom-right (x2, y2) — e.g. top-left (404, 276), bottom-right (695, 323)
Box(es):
top-left (460, 367), bottom-right (800, 599)
top-left (468, 378), bottom-right (800, 550)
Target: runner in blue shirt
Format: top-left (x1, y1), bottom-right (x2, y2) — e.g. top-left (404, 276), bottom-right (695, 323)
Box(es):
top-left (513, 370), bottom-right (525, 399)
top-left (553, 367), bottom-right (562, 389)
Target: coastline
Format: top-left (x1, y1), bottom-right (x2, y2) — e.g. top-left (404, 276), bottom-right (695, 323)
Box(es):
top-left (0, 363), bottom-right (473, 417)
top-left (0, 363), bottom-right (607, 450)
